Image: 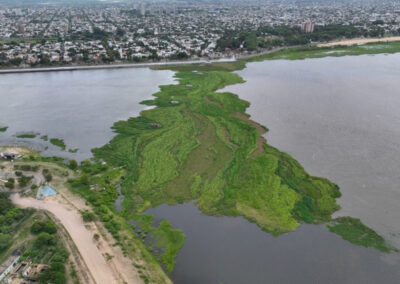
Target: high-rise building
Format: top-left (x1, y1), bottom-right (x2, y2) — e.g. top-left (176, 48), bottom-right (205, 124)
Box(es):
top-left (17, 23), bottom-right (24, 34)
top-left (140, 3), bottom-right (146, 16)
top-left (301, 22), bottom-right (315, 33)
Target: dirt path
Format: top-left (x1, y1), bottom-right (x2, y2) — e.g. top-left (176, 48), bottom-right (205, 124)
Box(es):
top-left (11, 194), bottom-right (141, 284)
top-left (317, 36), bottom-right (400, 47)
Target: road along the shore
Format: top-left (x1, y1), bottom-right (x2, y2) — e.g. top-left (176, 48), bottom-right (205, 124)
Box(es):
top-left (11, 194), bottom-right (142, 284)
top-left (0, 57), bottom-right (235, 74)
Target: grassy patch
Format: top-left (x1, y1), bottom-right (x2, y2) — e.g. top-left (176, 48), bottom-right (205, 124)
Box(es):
top-left (40, 135), bottom-right (49, 141)
top-left (128, 215), bottom-right (185, 273)
top-left (154, 220), bottom-right (185, 273)
top-left (50, 138), bottom-right (66, 150)
top-left (246, 41), bottom-right (400, 62)
top-left (16, 133), bottom-right (37, 139)
top-left (90, 69), bottom-right (341, 236)
top-left (328, 217), bottom-right (392, 253)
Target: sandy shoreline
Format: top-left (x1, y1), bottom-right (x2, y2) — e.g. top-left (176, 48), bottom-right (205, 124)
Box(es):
top-left (317, 36), bottom-right (400, 47)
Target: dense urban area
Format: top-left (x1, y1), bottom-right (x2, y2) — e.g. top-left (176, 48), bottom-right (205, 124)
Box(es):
top-left (1, 0), bottom-right (400, 67)
top-left (0, 1), bottom-right (400, 67)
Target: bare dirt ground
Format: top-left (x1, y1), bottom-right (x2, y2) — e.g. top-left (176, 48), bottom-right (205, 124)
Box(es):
top-left (11, 193), bottom-right (143, 284)
top-left (317, 36), bottom-right (400, 47)
top-left (0, 146), bottom-right (33, 155)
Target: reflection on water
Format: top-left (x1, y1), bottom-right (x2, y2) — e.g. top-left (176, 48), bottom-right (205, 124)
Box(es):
top-left (147, 202), bottom-right (400, 284)
top-left (0, 68), bottom-right (176, 161)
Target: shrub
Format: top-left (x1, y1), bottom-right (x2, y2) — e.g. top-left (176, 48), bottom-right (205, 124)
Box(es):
top-left (18, 175), bottom-right (33, 187)
top-left (42, 169), bottom-right (52, 182)
top-left (5, 178), bottom-right (15, 189)
top-left (34, 232), bottom-right (57, 248)
top-left (31, 221), bottom-right (57, 235)
top-left (81, 211), bottom-right (96, 222)
top-left (0, 233), bottom-right (12, 252)
top-left (68, 160), bottom-right (78, 170)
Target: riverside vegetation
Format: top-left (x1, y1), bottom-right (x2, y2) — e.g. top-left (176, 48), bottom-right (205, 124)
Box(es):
top-left (0, 193), bottom-right (70, 284)
top-left (4, 41), bottom-right (397, 282)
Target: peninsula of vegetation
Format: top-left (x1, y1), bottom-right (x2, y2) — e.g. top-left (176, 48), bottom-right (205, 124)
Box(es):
top-left (72, 41), bottom-right (395, 268)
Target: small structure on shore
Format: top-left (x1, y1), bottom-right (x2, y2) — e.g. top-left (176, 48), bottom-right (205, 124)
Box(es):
top-left (0, 251), bottom-right (21, 282)
top-left (37, 185), bottom-right (57, 200)
top-left (3, 261), bottom-right (49, 283)
top-left (0, 152), bottom-right (21, 160)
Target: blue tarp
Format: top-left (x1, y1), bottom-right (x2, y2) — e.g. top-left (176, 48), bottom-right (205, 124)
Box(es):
top-left (37, 186), bottom-right (57, 199)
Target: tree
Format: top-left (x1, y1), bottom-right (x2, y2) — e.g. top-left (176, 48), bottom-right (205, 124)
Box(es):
top-left (42, 169), bottom-right (52, 182)
top-left (34, 232), bottom-right (57, 248)
top-left (244, 32), bottom-right (258, 51)
top-left (81, 210), bottom-right (96, 222)
top-left (31, 220), bottom-right (57, 235)
top-left (5, 178), bottom-right (15, 189)
top-left (116, 27), bottom-right (126, 37)
top-left (0, 193), bottom-right (12, 214)
top-left (0, 233), bottom-right (11, 252)
top-left (69, 160), bottom-right (78, 170)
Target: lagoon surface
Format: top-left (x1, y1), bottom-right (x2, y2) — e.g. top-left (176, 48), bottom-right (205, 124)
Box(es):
top-left (0, 68), bottom-right (176, 160)
top-left (223, 53), bottom-right (400, 250)
top-left (1, 54), bottom-right (400, 283)
top-left (147, 202), bottom-right (400, 284)
top-left (148, 53), bottom-right (400, 284)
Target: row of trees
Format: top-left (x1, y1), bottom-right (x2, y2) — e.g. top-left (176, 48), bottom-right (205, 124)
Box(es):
top-left (216, 24), bottom-right (395, 51)
top-left (0, 192), bottom-right (30, 252)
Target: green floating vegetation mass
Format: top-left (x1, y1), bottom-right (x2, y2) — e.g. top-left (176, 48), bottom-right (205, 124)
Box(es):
top-left (50, 138), bottom-right (66, 150)
top-left (0, 126), bottom-right (8, 132)
top-left (328, 217), bottom-right (391, 253)
top-left (16, 133), bottom-right (37, 139)
top-left (131, 214), bottom-right (185, 272)
top-left (40, 135), bottom-right (49, 141)
top-left (92, 70), bottom-right (341, 235)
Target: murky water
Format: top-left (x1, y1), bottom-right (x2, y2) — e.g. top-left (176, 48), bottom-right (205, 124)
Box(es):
top-left (223, 53), bottom-right (400, 249)
top-left (147, 54), bottom-right (400, 284)
top-left (0, 68), bottom-right (176, 161)
top-left (147, 202), bottom-right (400, 284)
